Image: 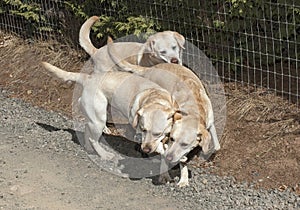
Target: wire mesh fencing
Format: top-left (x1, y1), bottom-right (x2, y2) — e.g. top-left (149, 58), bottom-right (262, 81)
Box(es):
top-left (1, 0), bottom-right (299, 105)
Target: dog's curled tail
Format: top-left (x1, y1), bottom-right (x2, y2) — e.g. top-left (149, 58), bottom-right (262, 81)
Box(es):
top-left (79, 16), bottom-right (99, 56)
top-left (41, 62), bottom-right (86, 85)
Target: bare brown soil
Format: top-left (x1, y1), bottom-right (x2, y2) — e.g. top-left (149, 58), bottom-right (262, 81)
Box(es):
top-left (0, 33), bottom-right (299, 195)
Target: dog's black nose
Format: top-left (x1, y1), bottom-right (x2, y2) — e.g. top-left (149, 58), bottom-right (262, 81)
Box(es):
top-left (142, 147), bottom-right (151, 153)
top-left (171, 58), bottom-right (179, 64)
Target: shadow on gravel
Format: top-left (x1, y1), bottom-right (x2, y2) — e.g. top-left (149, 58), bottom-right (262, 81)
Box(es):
top-left (35, 122), bottom-right (182, 185)
top-left (94, 133), bottom-right (182, 185)
top-left (36, 122), bottom-right (81, 145)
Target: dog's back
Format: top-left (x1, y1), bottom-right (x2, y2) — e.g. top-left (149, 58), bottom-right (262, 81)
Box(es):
top-left (98, 71), bottom-right (166, 117)
top-left (154, 63), bottom-right (213, 126)
top-left (91, 43), bottom-right (142, 72)
top-left (44, 63), bottom-right (168, 116)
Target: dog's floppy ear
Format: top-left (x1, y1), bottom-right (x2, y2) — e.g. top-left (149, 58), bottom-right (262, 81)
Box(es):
top-left (137, 40), bottom-right (155, 64)
top-left (173, 112), bottom-right (182, 121)
top-left (107, 36), bottom-right (113, 44)
top-left (132, 113), bottom-right (139, 128)
top-left (166, 109), bottom-right (180, 121)
top-left (172, 109), bottom-right (188, 121)
top-left (171, 100), bottom-right (183, 121)
top-left (197, 129), bottom-right (211, 155)
top-left (132, 108), bottom-right (144, 128)
top-left (143, 39), bottom-right (155, 53)
top-left (172, 32), bottom-right (185, 49)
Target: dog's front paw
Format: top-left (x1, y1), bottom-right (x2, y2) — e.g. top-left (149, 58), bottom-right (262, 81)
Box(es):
top-left (101, 151), bottom-right (115, 161)
top-left (103, 126), bottom-right (112, 135)
top-left (177, 163), bottom-right (189, 187)
top-left (177, 179), bottom-right (189, 187)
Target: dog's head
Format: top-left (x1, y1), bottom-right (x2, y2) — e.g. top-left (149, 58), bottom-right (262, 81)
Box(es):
top-left (132, 104), bottom-right (179, 154)
top-left (140, 31), bottom-right (185, 65)
top-left (165, 116), bottom-right (212, 163)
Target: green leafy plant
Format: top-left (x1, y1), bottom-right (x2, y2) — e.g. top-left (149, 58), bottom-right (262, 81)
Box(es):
top-left (64, 0), bottom-right (160, 39)
top-left (0, 0), bottom-right (54, 36)
top-left (7, 0), bottom-right (43, 22)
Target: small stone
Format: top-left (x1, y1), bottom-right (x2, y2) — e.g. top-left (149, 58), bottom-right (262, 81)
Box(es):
top-left (202, 178), bottom-right (208, 185)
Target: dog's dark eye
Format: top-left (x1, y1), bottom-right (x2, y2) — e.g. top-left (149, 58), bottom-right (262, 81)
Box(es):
top-left (172, 46), bottom-right (177, 50)
top-left (180, 143), bottom-right (189, 147)
top-left (139, 125), bottom-right (147, 132)
top-left (160, 50), bottom-right (166, 54)
top-left (152, 132), bottom-right (161, 137)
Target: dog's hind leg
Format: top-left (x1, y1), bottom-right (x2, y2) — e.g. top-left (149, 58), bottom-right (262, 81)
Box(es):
top-left (158, 157), bottom-right (172, 184)
top-left (82, 91), bottom-right (115, 160)
top-left (85, 122), bottom-right (115, 161)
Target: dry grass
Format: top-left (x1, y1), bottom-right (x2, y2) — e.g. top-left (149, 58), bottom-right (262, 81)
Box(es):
top-left (0, 32), bottom-right (86, 115)
top-left (215, 84), bottom-right (300, 192)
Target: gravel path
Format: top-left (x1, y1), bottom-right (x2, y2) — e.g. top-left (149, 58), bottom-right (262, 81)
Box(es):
top-left (0, 89), bottom-right (299, 210)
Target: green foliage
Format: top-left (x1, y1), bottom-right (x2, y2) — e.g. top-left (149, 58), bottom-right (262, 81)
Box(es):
top-left (1, 0), bottom-right (52, 35)
top-left (0, 0), bottom-right (159, 40)
top-left (64, 0), bottom-right (160, 39)
top-left (223, 0), bottom-right (300, 65)
top-left (115, 16), bottom-right (157, 38)
top-left (7, 0), bottom-right (43, 22)
top-left (64, 1), bottom-right (88, 20)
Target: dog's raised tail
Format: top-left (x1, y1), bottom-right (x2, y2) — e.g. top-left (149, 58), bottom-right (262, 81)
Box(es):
top-left (79, 16), bottom-right (99, 56)
top-left (41, 62), bottom-right (84, 85)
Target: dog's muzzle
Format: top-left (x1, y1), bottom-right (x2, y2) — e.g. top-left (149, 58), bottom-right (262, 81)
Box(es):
top-left (142, 146), bottom-right (152, 154)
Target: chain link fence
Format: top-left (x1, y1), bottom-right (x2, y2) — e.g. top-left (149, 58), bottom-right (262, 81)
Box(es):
top-left (1, 0), bottom-right (299, 105)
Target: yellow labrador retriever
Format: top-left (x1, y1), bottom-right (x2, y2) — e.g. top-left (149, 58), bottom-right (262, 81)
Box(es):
top-left (41, 62), bottom-right (179, 163)
top-left (107, 45), bottom-right (220, 187)
top-left (79, 16), bottom-right (185, 73)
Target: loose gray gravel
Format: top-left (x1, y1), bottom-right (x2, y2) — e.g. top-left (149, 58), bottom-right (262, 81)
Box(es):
top-left (0, 89), bottom-right (299, 210)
